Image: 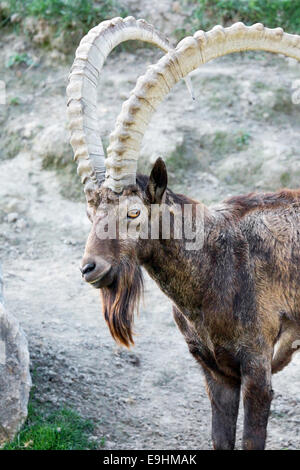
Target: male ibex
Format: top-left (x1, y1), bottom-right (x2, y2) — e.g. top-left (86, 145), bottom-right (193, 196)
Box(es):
top-left (67, 18), bottom-right (300, 450)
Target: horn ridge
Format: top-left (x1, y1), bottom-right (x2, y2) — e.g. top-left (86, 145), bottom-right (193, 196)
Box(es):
top-left (67, 16), bottom-right (172, 204)
top-left (105, 22), bottom-right (300, 193)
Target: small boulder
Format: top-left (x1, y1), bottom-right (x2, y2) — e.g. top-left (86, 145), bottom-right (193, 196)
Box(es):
top-left (0, 266), bottom-right (31, 444)
top-left (32, 123), bottom-right (70, 165)
top-left (6, 212), bottom-right (18, 223)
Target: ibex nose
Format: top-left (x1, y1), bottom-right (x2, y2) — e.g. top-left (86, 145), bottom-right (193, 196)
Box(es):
top-left (81, 263), bottom-right (96, 276)
top-left (80, 256), bottom-right (112, 287)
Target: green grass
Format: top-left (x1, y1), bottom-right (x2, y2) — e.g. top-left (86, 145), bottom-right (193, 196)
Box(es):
top-left (178, 0), bottom-right (300, 40)
top-left (280, 171), bottom-right (291, 186)
top-left (6, 52), bottom-right (33, 68)
top-left (0, 133), bottom-right (22, 160)
top-left (2, 400), bottom-right (103, 450)
top-left (41, 152), bottom-right (84, 202)
top-left (166, 138), bottom-right (201, 178)
top-left (251, 85), bottom-right (295, 122)
top-left (9, 96), bottom-right (21, 105)
top-left (235, 131), bottom-right (251, 150)
top-left (200, 129), bottom-right (252, 162)
top-left (2, 0), bottom-right (127, 34)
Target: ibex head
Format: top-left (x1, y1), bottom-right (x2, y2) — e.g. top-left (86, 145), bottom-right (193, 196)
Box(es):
top-left (67, 17), bottom-right (175, 346)
top-left (79, 158), bottom-right (169, 346)
top-left (67, 17), bottom-right (300, 346)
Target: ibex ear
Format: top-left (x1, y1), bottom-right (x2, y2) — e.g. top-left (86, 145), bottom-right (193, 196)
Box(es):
top-left (146, 157), bottom-right (168, 204)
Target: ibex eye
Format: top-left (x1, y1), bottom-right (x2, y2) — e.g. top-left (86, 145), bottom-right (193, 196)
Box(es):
top-left (127, 209), bottom-right (140, 219)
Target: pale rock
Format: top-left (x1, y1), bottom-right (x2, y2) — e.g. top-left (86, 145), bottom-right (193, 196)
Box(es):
top-left (10, 13), bottom-right (21, 24)
top-left (32, 123), bottom-right (70, 162)
top-left (7, 212), bottom-right (18, 223)
top-left (0, 266), bottom-right (31, 444)
top-left (23, 122), bottom-right (40, 139)
top-left (13, 40), bottom-right (26, 53)
top-left (15, 218), bottom-right (27, 230)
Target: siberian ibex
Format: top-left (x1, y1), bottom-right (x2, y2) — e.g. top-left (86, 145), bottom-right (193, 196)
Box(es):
top-left (67, 17), bottom-right (300, 450)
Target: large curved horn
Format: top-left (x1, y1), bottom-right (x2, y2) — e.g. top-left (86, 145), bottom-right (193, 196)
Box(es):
top-left (106, 22), bottom-right (300, 193)
top-left (67, 16), bottom-right (172, 204)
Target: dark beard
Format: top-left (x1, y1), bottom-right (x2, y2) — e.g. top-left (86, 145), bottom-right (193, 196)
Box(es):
top-left (101, 259), bottom-right (143, 347)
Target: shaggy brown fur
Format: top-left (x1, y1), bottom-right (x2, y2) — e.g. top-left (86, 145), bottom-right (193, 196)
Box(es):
top-left (101, 259), bottom-right (143, 347)
top-left (81, 158), bottom-right (300, 450)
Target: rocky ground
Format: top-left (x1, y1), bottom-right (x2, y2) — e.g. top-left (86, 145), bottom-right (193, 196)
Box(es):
top-left (0, 8), bottom-right (300, 450)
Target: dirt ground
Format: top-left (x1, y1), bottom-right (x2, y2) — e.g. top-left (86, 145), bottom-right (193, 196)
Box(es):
top-left (0, 26), bottom-right (299, 449)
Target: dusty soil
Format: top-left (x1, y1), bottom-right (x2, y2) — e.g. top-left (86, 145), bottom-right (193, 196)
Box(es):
top-left (0, 20), bottom-right (299, 449)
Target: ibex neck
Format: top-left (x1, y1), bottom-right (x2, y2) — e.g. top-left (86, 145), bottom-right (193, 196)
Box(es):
top-left (138, 195), bottom-right (212, 316)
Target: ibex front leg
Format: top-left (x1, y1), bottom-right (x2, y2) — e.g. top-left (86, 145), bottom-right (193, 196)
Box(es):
top-left (203, 370), bottom-right (240, 450)
top-left (241, 359), bottom-right (273, 450)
